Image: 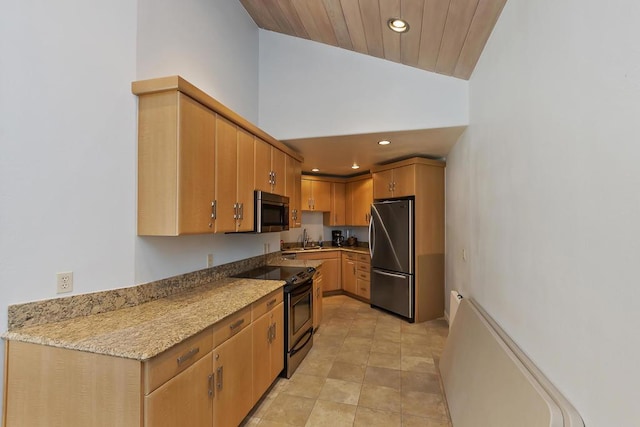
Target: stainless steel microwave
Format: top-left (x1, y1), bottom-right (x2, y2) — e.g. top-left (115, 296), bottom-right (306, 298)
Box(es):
top-left (255, 191), bottom-right (289, 233)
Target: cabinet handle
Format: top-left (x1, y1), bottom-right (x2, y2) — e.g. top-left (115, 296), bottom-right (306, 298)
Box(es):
top-left (211, 201), bottom-right (217, 220)
top-left (233, 203), bottom-right (238, 219)
top-left (267, 298), bottom-right (277, 308)
top-left (272, 323), bottom-right (276, 341)
top-left (273, 171), bottom-right (277, 186)
top-left (239, 203), bottom-right (243, 219)
top-left (229, 318), bottom-right (245, 331)
top-left (216, 366), bottom-right (223, 390)
top-left (176, 347), bottom-right (200, 365)
top-left (267, 325), bottom-right (272, 343)
top-left (208, 373), bottom-right (215, 397)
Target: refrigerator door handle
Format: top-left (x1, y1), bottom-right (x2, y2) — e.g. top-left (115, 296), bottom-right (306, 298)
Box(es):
top-left (368, 213), bottom-right (374, 259)
top-left (374, 270), bottom-right (408, 279)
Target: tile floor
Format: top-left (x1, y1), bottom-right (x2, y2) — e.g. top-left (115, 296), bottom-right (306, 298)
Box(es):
top-left (242, 295), bottom-right (452, 427)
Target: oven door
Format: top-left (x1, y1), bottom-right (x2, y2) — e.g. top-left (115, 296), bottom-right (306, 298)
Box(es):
top-left (285, 280), bottom-right (314, 378)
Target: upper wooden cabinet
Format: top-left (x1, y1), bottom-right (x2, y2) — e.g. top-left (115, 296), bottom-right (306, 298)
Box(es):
top-left (132, 76), bottom-right (303, 236)
top-left (215, 117), bottom-right (255, 233)
top-left (346, 177), bottom-right (373, 226)
top-left (323, 182), bottom-right (346, 226)
top-left (137, 91), bottom-right (216, 236)
top-left (301, 177), bottom-right (331, 211)
top-left (285, 156), bottom-right (302, 228)
top-left (255, 138), bottom-right (286, 195)
top-left (372, 164), bottom-right (416, 199)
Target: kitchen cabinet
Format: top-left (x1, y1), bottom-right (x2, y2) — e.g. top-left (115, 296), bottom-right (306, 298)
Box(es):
top-left (285, 156), bottom-right (302, 228)
top-left (291, 250), bottom-right (341, 293)
top-left (341, 252), bottom-right (358, 295)
top-left (133, 76), bottom-right (304, 236)
top-left (323, 182), bottom-right (346, 226)
top-left (356, 253), bottom-right (371, 301)
top-left (212, 325), bottom-right (253, 427)
top-left (346, 177), bottom-right (373, 226)
top-left (312, 265), bottom-right (324, 330)
top-left (137, 91), bottom-right (216, 235)
top-left (301, 178), bottom-right (331, 211)
top-left (252, 292), bottom-right (284, 403)
top-left (215, 116), bottom-right (255, 232)
top-left (144, 355), bottom-right (213, 427)
top-left (372, 164), bottom-right (415, 199)
top-left (255, 138), bottom-right (286, 195)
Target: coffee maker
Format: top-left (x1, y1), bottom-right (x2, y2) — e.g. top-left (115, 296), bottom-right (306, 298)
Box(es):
top-left (331, 230), bottom-right (344, 247)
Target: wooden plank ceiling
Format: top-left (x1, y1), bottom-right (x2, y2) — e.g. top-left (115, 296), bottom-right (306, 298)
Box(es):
top-left (239, 0), bottom-right (507, 80)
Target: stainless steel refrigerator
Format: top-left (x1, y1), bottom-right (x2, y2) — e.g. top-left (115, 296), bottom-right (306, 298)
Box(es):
top-left (368, 198), bottom-right (414, 321)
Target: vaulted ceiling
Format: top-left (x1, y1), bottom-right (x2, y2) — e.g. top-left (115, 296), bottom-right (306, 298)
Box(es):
top-left (240, 0), bottom-right (507, 80)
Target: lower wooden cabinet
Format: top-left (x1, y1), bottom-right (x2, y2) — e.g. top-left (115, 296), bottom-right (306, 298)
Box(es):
top-left (342, 252), bottom-right (371, 301)
top-left (145, 354), bottom-right (213, 427)
top-left (341, 252), bottom-right (357, 295)
top-left (3, 289), bottom-right (285, 427)
top-left (292, 250), bottom-right (341, 292)
top-left (313, 266), bottom-right (324, 330)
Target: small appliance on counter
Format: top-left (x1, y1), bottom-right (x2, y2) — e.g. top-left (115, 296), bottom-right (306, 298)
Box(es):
top-left (346, 236), bottom-right (358, 247)
top-left (331, 230), bottom-right (344, 247)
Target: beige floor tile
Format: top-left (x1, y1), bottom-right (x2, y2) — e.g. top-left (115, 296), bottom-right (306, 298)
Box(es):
top-left (336, 348), bottom-right (370, 365)
top-left (363, 366), bottom-right (401, 390)
top-left (305, 400), bottom-right (357, 427)
top-left (240, 416), bottom-right (261, 426)
top-left (296, 355), bottom-right (335, 378)
top-left (401, 333), bottom-right (431, 345)
top-left (354, 407), bottom-right (402, 427)
top-left (368, 351), bottom-right (401, 369)
top-left (358, 384), bottom-right (402, 413)
top-left (400, 355), bottom-right (437, 374)
top-left (401, 371), bottom-right (442, 394)
top-left (401, 343), bottom-right (432, 358)
top-left (346, 327), bottom-right (376, 339)
top-left (262, 394), bottom-right (316, 426)
top-left (248, 392), bottom-right (278, 418)
top-left (342, 336), bottom-right (373, 351)
top-left (402, 414), bottom-right (450, 427)
top-left (327, 361), bottom-right (367, 383)
top-left (401, 390), bottom-right (448, 420)
top-left (317, 378), bottom-right (362, 405)
top-left (281, 373), bottom-right (327, 399)
top-left (371, 339), bottom-right (402, 355)
top-left (258, 419), bottom-right (296, 426)
top-left (373, 329), bottom-right (402, 343)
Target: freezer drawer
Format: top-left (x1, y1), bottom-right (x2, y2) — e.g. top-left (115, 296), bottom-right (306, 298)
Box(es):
top-left (370, 268), bottom-right (414, 320)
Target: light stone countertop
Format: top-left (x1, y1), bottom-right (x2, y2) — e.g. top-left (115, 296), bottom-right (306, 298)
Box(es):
top-left (2, 277), bottom-right (285, 361)
top-left (281, 246), bottom-right (370, 255)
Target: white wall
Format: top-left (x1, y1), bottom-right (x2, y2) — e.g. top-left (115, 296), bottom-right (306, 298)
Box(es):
top-left (258, 31), bottom-right (468, 140)
top-left (445, 0), bottom-right (640, 425)
top-left (0, 0), bottom-right (269, 415)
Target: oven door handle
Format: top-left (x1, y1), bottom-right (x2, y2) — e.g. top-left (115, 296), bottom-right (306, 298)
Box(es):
top-left (289, 326), bottom-right (313, 356)
top-left (289, 281), bottom-right (313, 298)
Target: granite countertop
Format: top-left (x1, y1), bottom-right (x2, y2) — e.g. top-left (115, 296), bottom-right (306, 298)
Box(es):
top-left (2, 277), bottom-right (284, 361)
top-left (267, 259), bottom-right (323, 268)
top-left (281, 246), bottom-right (370, 255)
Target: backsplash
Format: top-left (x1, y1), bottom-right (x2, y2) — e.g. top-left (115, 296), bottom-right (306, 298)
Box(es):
top-left (7, 252), bottom-right (283, 331)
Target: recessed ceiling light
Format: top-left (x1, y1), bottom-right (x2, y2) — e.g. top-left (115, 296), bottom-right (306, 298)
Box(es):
top-left (311, 168), bottom-right (320, 172)
top-left (351, 164), bottom-right (360, 169)
top-left (378, 140), bottom-right (391, 145)
top-left (387, 18), bottom-right (409, 33)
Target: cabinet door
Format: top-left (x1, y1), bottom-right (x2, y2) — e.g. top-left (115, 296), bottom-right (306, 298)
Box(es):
top-left (301, 178), bottom-right (313, 210)
top-left (254, 138), bottom-right (272, 193)
top-left (213, 326), bottom-right (253, 427)
top-left (285, 156), bottom-right (302, 228)
top-left (322, 258), bottom-right (341, 292)
top-left (313, 180), bottom-right (332, 211)
top-left (271, 148), bottom-right (286, 195)
top-left (332, 182), bottom-right (346, 225)
top-left (215, 115), bottom-right (238, 233)
top-left (372, 169), bottom-right (394, 199)
top-left (236, 129), bottom-right (255, 232)
top-left (292, 160), bottom-right (302, 227)
top-left (351, 178), bottom-right (373, 226)
top-left (313, 267), bottom-right (324, 329)
top-left (177, 94), bottom-right (216, 234)
top-left (270, 302), bottom-right (285, 380)
top-left (145, 354), bottom-right (213, 427)
top-left (252, 312), bottom-right (272, 404)
top-left (392, 165), bottom-right (415, 197)
top-left (341, 255), bottom-right (357, 295)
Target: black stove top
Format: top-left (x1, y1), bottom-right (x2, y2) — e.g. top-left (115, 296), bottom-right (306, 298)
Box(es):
top-left (233, 265), bottom-right (315, 285)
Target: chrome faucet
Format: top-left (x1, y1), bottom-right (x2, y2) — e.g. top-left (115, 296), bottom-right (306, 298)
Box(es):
top-left (303, 228), bottom-right (309, 248)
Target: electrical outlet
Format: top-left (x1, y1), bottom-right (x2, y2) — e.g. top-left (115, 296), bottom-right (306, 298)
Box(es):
top-left (57, 272), bottom-right (73, 294)
top-left (207, 253), bottom-right (214, 268)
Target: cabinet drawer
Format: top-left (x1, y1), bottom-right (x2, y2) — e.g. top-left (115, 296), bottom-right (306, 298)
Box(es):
top-left (144, 327), bottom-right (213, 395)
top-left (343, 252), bottom-right (357, 261)
top-left (294, 250), bottom-right (340, 260)
top-left (357, 262), bottom-right (370, 273)
top-left (356, 253), bottom-right (370, 264)
top-left (252, 289), bottom-right (283, 320)
top-left (357, 270), bottom-right (370, 281)
top-left (357, 278), bottom-right (370, 300)
top-left (212, 306), bottom-right (252, 347)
